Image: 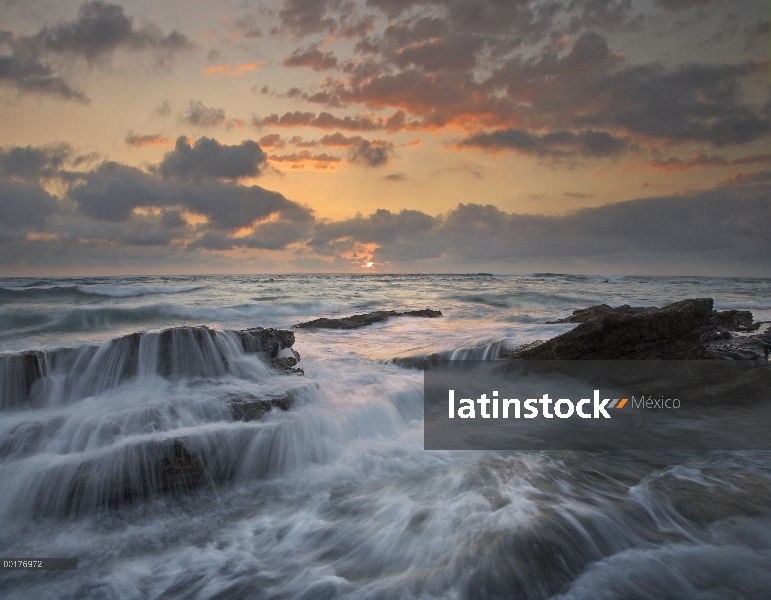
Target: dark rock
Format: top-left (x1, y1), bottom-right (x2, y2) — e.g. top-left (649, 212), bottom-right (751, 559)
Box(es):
top-left (230, 394), bottom-right (293, 421)
top-left (239, 327), bottom-right (295, 357)
top-left (270, 356), bottom-right (304, 374)
top-left (158, 439), bottom-right (206, 495)
top-left (294, 309), bottom-right (442, 330)
top-left (710, 310), bottom-right (758, 332)
top-left (508, 298), bottom-right (715, 360)
top-left (545, 304), bottom-right (648, 324)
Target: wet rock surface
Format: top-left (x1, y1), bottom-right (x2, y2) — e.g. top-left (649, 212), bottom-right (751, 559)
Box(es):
top-left (649, 469), bottom-right (771, 525)
top-left (294, 308), bottom-right (442, 330)
top-left (506, 298), bottom-right (770, 361)
top-left (230, 394), bottom-right (293, 421)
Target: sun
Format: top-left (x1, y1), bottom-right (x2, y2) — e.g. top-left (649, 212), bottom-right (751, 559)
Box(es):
top-left (365, 262), bottom-right (374, 268)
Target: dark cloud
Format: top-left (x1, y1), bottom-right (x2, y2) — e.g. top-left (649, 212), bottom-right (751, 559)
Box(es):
top-left (394, 35), bottom-right (483, 73)
top-left (348, 139), bottom-right (394, 167)
top-left (283, 46), bottom-right (338, 70)
top-left (0, 2), bottom-right (191, 101)
top-left (0, 180), bottom-right (59, 237)
top-left (182, 101), bottom-right (228, 128)
top-left (306, 185), bottom-right (771, 272)
top-left (0, 143), bottom-right (72, 182)
top-left (384, 172), bottom-right (407, 181)
top-left (157, 137), bottom-right (267, 181)
top-left (278, 0), bottom-right (336, 37)
top-left (638, 153), bottom-right (771, 172)
top-left (68, 161), bottom-right (310, 233)
top-left (588, 62), bottom-right (769, 146)
top-left (458, 128), bottom-right (628, 158)
top-left (0, 53), bottom-right (89, 102)
top-left (34, 1), bottom-right (192, 60)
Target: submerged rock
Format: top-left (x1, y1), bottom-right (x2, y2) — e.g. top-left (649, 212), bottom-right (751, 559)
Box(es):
top-left (294, 308), bottom-right (442, 330)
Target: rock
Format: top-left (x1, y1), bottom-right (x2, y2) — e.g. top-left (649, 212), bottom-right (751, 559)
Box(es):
top-left (157, 439), bottom-right (206, 495)
top-left (545, 304), bottom-right (648, 324)
top-left (650, 469), bottom-right (771, 524)
top-left (230, 394), bottom-right (293, 421)
top-left (1, 325), bottom-right (301, 407)
top-left (507, 298), bottom-right (716, 360)
top-left (228, 381), bottom-right (320, 421)
top-left (239, 327), bottom-right (296, 356)
top-left (294, 309), bottom-right (442, 330)
top-left (710, 310), bottom-right (758, 332)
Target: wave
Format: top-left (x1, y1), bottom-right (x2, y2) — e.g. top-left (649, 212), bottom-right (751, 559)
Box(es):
top-left (0, 284), bottom-right (204, 303)
top-left (76, 284), bottom-right (205, 298)
top-left (0, 300), bottom-right (339, 339)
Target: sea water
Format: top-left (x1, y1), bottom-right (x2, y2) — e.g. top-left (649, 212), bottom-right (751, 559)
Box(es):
top-left (1, 274), bottom-right (770, 599)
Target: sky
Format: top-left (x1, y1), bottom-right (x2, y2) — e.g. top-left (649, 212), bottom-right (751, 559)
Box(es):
top-left (0, 0), bottom-right (769, 275)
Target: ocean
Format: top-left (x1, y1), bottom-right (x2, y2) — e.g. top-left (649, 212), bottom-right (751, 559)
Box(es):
top-left (1, 274), bottom-right (770, 599)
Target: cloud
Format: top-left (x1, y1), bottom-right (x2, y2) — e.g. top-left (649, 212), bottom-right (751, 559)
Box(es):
top-left (634, 153), bottom-right (771, 172)
top-left (268, 150), bottom-right (341, 164)
top-left (0, 2), bottom-right (191, 101)
top-left (182, 100), bottom-right (228, 127)
top-left (253, 110), bottom-right (418, 132)
top-left (0, 143), bottom-right (73, 182)
top-left (348, 139), bottom-right (394, 167)
top-left (125, 131), bottom-right (173, 147)
top-left (282, 14), bottom-right (766, 153)
top-left (283, 46), bottom-right (338, 70)
top-left (0, 180), bottom-right (60, 238)
top-left (68, 162), bottom-right (311, 232)
top-left (0, 53), bottom-right (89, 102)
top-left (258, 134), bottom-right (285, 148)
top-left (458, 128), bottom-right (628, 158)
top-left (304, 185), bottom-right (771, 272)
top-left (154, 99), bottom-right (172, 117)
top-left (384, 172), bottom-right (407, 181)
top-left (202, 62), bottom-right (265, 75)
top-left (278, 0), bottom-right (336, 37)
top-left (157, 136), bottom-right (267, 181)
top-left (34, 1), bottom-right (192, 60)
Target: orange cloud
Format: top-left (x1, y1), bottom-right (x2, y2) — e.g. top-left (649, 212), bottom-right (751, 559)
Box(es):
top-left (202, 62), bottom-right (266, 76)
top-left (202, 64), bottom-right (229, 75)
